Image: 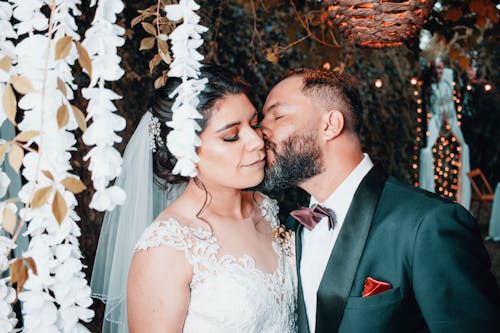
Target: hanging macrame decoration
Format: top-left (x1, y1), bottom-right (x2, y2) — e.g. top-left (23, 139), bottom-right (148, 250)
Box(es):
top-left (325, 0), bottom-right (435, 48)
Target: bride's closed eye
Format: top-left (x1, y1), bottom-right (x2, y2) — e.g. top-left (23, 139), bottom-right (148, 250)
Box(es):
top-left (223, 128), bottom-right (239, 142)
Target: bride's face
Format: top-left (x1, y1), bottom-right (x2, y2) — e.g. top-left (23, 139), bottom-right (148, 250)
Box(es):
top-left (196, 93), bottom-right (265, 189)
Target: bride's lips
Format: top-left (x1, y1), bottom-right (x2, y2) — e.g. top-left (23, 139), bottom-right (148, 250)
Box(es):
top-left (243, 158), bottom-right (265, 168)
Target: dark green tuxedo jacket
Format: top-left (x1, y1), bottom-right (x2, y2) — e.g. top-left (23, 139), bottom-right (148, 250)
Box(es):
top-left (293, 165), bottom-right (500, 333)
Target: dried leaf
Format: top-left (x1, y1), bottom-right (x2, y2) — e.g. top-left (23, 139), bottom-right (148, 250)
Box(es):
top-left (154, 75), bottom-right (167, 89)
top-left (5, 197), bottom-right (19, 204)
top-left (265, 49), bottom-right (279, 64)
top-left (31, 186), bottom-right (52, 208)
top-left (444, 7), bottom-right (463, 22)
top-left (469, 0), bottom-right (486, 16)
top-left (10, 258), bottom-right (28, 295)
top-left (449, 47), bottom-right (460, 62)
top-left (57, 77), bottom-right (67, 97)
top-left (8, 144), bottom-right (23, 174)
top-left (11, 76), bottom-right (34, 95)
top-left (15, 130), bottom-right (39, 143)
top-left (157, 39), bottom-right (169, 55)
top-left (25, 258), bottom-right (38, 275)
top-left (158, 48), bottom-right (172, 64)
top-left (0, 142), bottom-right (9, 159)
top-left (2, 83), bottom-right (17, 125)
top-left (486, 4), bottom-right (499, 24)
top-left (131, 15), bottom-right (143, 28)
top-left (476, 15), bottom-right (487, 27)
top-left (457, 55), bottom-right (471, 70)
top-left (61, 177), bottom-right (86, 194)
top-left (55, 36), bottom-right (73, 60)
top-left (71, 105), bottom-right (87, 131)
top-left (2, 206), bottom-right (16, 235)
top-left (57, 105), bottom-right (69, 129)
top-left (76, 41), bottom-right (92, 78)
top-left (42, 170), bottom-right (54, 181)
top-left (141, 22), bottom-right (157, 36)
top-left (52, 190), bottom-right (67, 224)
top-left (140, 37), bottom-right (156, 51)
top-left (0, 56), bottom-right (12, 73)
top-left (149, 54), bottom-right (162, 74)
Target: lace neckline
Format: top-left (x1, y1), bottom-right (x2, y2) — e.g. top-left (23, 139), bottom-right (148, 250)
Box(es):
top-left (159, 196), bottom-right (282, 275)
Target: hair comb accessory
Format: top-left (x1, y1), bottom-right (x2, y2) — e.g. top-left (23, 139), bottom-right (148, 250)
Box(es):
top-left (147, 114), bottom-right (164, 152)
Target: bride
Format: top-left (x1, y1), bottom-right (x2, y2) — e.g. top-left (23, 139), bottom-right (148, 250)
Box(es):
top-left (91, 65), bottom-right (297, 333)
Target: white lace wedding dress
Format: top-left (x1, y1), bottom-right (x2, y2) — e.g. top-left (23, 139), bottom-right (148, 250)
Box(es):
top-left (135, 195), bottom-right (297, 332)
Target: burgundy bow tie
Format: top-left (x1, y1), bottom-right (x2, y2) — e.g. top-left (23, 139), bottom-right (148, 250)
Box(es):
top-left (290, 204), bottom-right (336, 231)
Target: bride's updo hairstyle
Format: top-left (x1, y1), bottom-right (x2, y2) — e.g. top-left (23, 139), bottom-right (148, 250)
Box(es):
top-left (151, 64), bottom-right (249, 185)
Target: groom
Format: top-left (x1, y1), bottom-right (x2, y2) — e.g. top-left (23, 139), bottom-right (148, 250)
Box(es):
top-left (260, 68), bottom-right (500, 332)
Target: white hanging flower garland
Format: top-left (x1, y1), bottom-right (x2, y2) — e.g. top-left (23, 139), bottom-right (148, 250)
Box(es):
top-left (164, 0), bottom-right (208, 178)
top-left (81, 0), bottom-right (126, 212)
top-left (0, 3), bottom-right (19, 330)
top-left (0, 1), bottom-right (17, 127)
top-left (6, 1), bottom-right (94, 331)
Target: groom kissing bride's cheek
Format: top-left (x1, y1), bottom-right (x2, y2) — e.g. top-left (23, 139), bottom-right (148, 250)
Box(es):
top-left (261, 68), bottom-right (500, 333)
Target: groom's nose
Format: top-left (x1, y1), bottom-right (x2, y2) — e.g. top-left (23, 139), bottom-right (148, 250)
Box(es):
top-left (260, 115), bottom-right (271, 139)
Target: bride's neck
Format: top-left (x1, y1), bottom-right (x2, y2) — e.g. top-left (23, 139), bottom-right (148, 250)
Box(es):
top-left (184, 179), bottom-right (251, 220)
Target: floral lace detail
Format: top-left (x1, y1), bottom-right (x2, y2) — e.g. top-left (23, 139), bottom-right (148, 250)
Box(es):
top-left (134, 194), bottom-right (297, 332)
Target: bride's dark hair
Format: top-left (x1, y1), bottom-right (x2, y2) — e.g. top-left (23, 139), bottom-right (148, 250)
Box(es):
top-left (150, 64), bottom-right (249, 185)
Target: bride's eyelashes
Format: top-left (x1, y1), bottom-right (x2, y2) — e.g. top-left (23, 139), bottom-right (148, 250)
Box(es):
top-left (223, 120), bottom-right (261, 142)
top-left (223, 130), bottom-right (239, 142)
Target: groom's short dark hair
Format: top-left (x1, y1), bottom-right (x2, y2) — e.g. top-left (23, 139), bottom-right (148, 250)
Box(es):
top-left (281, 68), bottom-right (362, 134)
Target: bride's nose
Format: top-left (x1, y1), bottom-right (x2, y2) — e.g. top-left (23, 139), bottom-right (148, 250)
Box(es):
top-left (246, 128), bottom-right (265, 151)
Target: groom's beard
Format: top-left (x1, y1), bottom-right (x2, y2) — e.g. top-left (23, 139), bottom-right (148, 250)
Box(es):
top-left (262, 132), bottom-right (324, 192)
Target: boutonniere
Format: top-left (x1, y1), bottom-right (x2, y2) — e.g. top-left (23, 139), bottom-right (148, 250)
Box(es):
top-left (272, 224), bottom-right (293, 257)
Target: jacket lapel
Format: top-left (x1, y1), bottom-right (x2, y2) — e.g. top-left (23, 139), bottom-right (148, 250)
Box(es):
top-left (294, 222), bottom-right (310, 333)
top-left (315, 165), bottom-right (387, 332)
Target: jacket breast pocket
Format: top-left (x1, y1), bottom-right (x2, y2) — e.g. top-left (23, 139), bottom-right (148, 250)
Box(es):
top-left (345, 286), bottom-right (402, 309)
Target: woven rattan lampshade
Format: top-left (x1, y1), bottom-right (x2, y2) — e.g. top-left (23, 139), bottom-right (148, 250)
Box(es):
top-left (325, 0), bottom-right (435, 48)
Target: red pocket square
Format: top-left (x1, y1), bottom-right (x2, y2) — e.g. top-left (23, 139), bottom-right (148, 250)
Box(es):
top-left (362, 277), bottom-right (392, 297)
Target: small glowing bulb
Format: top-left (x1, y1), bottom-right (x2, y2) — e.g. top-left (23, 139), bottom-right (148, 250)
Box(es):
top-left (484, 84), bottom-right (492, 92)
top-left (466, 84), bottom-right (472, 91)
top-left (410, 78), bottom-right (418, 85)
top-left (322, 61), bottom-right (331, 70)
top-left (374, 79), bottom-right (383, 88)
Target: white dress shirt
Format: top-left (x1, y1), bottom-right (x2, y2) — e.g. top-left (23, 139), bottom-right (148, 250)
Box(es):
top-left (300, 154), bottom-right (374, 332)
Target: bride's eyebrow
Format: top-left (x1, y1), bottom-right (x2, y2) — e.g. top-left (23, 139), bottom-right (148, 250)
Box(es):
top-left (215, 111), bottom-right (258, 132)
top-left (216, 121), bottom-right (240, 133)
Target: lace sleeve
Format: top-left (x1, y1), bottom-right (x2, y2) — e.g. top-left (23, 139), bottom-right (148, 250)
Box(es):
top-left (134, 218), bottom-right (193, 252)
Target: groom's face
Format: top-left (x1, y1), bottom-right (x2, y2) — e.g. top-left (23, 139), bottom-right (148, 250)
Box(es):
top-left (260, 76), bottom-right (324, 191)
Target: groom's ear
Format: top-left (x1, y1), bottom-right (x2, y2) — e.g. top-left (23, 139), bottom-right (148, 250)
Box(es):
top-left (323, 110), bottom-right (344, 140)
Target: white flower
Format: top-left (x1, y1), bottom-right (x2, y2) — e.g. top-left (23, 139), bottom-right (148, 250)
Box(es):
top-left (165, 0), bottom-right (201, 22)
top-left (83, 145), bottom-right (123, 189)
top-left (0, 171), bottom-right (10, 198)
top-left (92, 0), bottom-right (124, 23)
top-left (164, 0), bottom-right (206, 177)
top-left (89, 185), bottom-right (126, 211)
top-left (0, 279), bottom-right (17, 332)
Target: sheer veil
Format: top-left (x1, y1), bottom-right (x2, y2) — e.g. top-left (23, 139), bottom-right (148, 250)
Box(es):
top-left (90, 111), bottom-right (186, 333)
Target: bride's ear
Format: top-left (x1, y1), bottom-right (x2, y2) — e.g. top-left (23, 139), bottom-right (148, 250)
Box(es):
top-left (322, 110), bottom-right (344, 141)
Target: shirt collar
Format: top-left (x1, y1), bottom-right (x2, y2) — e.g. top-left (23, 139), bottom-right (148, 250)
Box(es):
top-left (310, 153), bottom-right (374, 224)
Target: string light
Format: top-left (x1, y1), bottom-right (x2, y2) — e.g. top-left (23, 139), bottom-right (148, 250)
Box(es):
top-left (374, 79), bottom-right (383, 88)
top-left (484, 83), bottom-right (492, 92)
top-left (412, 75), bottom-right (424, 187)
top-left (322, 61), bottom-right (331, 70)
top-left (412, 73), bottom-right (464, 201)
